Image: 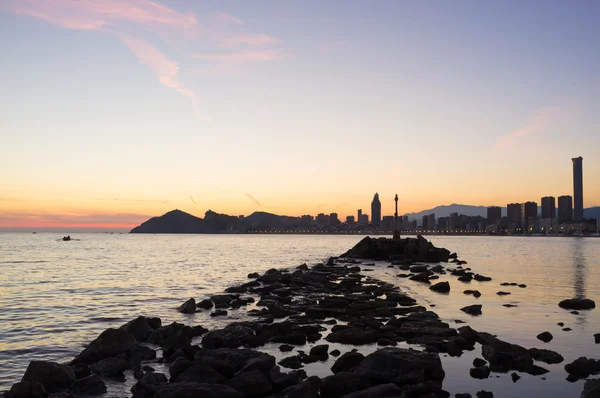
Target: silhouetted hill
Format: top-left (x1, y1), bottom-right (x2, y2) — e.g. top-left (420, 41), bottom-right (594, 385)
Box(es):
top-left (403, 204), bottom-right (495, 220)
top-left (584, 207), bottom-right (600, 219)
top-left (244, 211), bottom-right (301, 230)
top-left (130, 209), bottom-right (240, 234)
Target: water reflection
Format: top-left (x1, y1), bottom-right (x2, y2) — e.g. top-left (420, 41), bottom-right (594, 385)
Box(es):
top-left (571, 238), bottom-right (588, 327)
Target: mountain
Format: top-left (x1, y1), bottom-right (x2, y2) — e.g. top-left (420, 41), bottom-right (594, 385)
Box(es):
top-left (584, 207), bottom-right (600, 219)
top-left (130, 209), bottom-right (241, 234)
top-left (243, 211), bottom-right (301, 229)
top-left (403, 204), bottom-right (496, 221)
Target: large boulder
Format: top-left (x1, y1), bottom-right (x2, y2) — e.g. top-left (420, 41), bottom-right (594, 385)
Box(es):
top-left (226, 370), bottom-right (273, 397)
top-left (352, 348), bottom-right (445, 385)
top-left (178, 298), bottom-right (196, 314)
top-left (461, 305), bottom-right (482, 316)
top-left (564, 357), bottom-right (600, 379)
top-left (4, 381), bottom-right (47, 398)
top-left (331, 352), bottom-right (366, 374)
top-left (90, 357), bottom-right (128, 378)
top-left (120, 316), bottom-right (155, 342)
top-left (536, 332), bottom-right (553, 343)
top-left (175, 362), bottom-right (227, 384)
top-left (559, 299), bottom-right (596, 310)
top-left (320, 372), bottom-right (371, 398)
top-left (71, 328), bottom-right (137, 365)
top-left (280, 376), bottom-right (321, 398)
top-left (581, 379), bottom-right (600, 398)
top-left (528, 348), bottom-right (564, 364)
top-left (268, 367), bottom-right (302, 391)
top-left (430, 282), bottom-right (450, 293)
top-left (21, 361), bottom-right (76, 394)
top-left (153, 382), bottom-right (242, 398)
top-left (69, 374), bottom-right (107, 395)
top-left (325, 328), bottom-right (380, 345)
top-left (336, 383), bottom-right (404, 398)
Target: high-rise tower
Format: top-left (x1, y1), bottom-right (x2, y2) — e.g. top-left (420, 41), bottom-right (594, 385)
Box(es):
top-left (371, 193), bottom-right (381, 226)
top-left (572, 157), bottom-right (583, 222)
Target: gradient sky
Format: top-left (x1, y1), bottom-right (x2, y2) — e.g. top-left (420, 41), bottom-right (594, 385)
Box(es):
top-left (1, 0), bottom-right (600, 231)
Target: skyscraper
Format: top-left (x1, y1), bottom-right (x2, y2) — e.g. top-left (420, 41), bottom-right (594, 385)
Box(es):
top-left (572, 157), bottom-right (584, 222)
top-left (487, 206), bottom-right (502, 223)
top-left (558, 195), bottom-right (573, 223)
top-left (357, 209), bottom-right (362, 222)
top-left (521, 202), bottom-right (538, 231)
top-left (371, 193), bottom-right (381, 226)
top-left (541, 196), bottom-right (556, 219)
top-left (422, 215), bottom-right (429, 230)
top-left (507, 203), bottom-right (521, 230)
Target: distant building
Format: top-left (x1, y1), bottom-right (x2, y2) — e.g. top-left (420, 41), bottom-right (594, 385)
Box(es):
top-left (410, 220), bottom-right (417, 230)
top-left (239, 215), bottom-right (245, 220)
top-left (507, 203), bottom-right (521, 230)
top-left (573, 156), bottom-right (584, 221)
top-left (449, 212), bottom-right (459, 230)
top-left (487, 206), bottom-right (502, 223)
top-left (359, 214), bottom-right (369, 226)
top-left (357, 209), bottom-right (362, 222)
top-left (521, 202), bottom-right (538, 232)
top-left (316, 213), bottom-right (329, 227)
top-left (382, 215), bottom-right (394, 229)
top-left (541, 196), bottom-right (556, 219)
top-left (558, 195), bottom-right (573, 223)
top-left (371, 193), bottom-right (381, 226)
top-left (346, 215), bottom-right (355, 224)
top-left (329, 213), bottom-right (339, 226)
top-left (422, 215), bottom-right (429, 230)
top-left (438, 217), bottom-right (449, 230)
top-left (428, 213), bottom-right (436, 230)
top-left (301, 215), bottom-right (314, 227)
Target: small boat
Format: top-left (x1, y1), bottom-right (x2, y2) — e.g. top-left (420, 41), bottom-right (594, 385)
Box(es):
top-left (62, 236), bottom-right (71, 241)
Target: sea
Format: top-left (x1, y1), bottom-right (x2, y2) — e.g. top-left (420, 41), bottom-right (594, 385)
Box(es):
top-left (0, 233), bottom-right (599, 397)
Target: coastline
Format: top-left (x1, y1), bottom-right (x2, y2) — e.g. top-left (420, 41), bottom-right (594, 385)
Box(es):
top-left (2, 236), bottom-right (598, 398)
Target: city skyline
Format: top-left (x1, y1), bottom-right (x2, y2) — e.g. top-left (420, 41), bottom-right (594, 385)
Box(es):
top-left (1, 0), bottom-right (600, 231)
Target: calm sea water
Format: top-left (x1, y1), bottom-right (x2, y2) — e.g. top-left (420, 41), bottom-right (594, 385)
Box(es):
top-left (0, 233), bottom-right (599, 397)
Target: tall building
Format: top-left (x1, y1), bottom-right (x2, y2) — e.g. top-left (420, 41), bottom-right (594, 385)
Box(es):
top-left (507, 203), bottom-right (521, 230)
top-left (422, 215), bottom-right (429, 230)
top-left (428, 213), bottom-right (436, 230)
top-left (316, 213), bottom-right (329, 227)
top-left (329, 213), bottom-right (339, 225)
top-left (449, 212), bottom-right (459, 230)
top-left (371, 193), bottom-right (381, 226)
top-left (558, 195), bottom-right (573, 223)
top-left (521, 202), bottom-right (538, 231)
top-left (487, 206), bottom-right (502, 223)
top-left (357, 209), bottom-right (362, 222)
top-left (541, 196), bottom-right (556, 219)
top-left (572, 156), bottom-right (584, 221)
top-left (346, 215), bottom-right (355, 224)
top-left (359, 214), bottom-right (369, 226)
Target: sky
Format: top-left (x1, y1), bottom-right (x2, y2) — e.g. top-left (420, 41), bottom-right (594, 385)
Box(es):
top-left (1, 0), bottom-right (600, 231)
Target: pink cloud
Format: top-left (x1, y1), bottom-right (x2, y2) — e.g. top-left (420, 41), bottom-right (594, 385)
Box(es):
top-left (495, 106), bottom-right (578, 148)
top-left (220, 34), bottom-right (283, 47)
top-left (213, 12), bottom-right (244, 25)
top-left (121, 35), bottom-right (208, 120)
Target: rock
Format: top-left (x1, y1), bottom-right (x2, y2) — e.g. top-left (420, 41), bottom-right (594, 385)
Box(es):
top-left (297, 264), bottom-right (309, 270)
top-left (410, 271), bottom-right (432, 283)
top-left (461, 305), bottom-right (482, 316)
top-left (503, 304), bottom-right (518, 308)
top-left (71, 328), bottom-right (137, 365)
top-left (595, 334), bottom-right (600, 344)
top-left (69, 375), bottom-right (106, 395)
top-left (458, 275), bottom-right (472, 282)
top-left (455, 394), bottom-right (472, 398)
top-left (353, 348), bottom-right (445, 385)
top-left (473, 291), bottom-right (481, 298)
top-left (410, 265), bottom-right (429, 273)
top-left (537, 332), bottom-right (553, 343)
top-left (153, 382), bottom-right (242, 398)
top-left (330, 349), bottom-right (341, 357)
top-left (497, 291), bottom-right (511, 296)
top-left (331, 352), bottom-right (365, 374)
top-left (175, 362), bottom-right (227, 384)
top-left (320, 372), bottom-right (371, 398)
top-left (559, 298), bottom-right (596, 310)
top-left (197, 299), bottom-right (214, 309)
top-left (248, 272), bottom-right (260, 278)
top-left (474, 274), bottom-right (492, 282)
top-left (226, 370), bottom-right (273, 397)
top-left (458, 326), bottom-right (479, 343)
top-left (564, 357), bottom-right (600, 378)
top-left (21, 361), bottom-right (76, 394)
top-left (90, 357), bottom-right (128, 378)
top-left (476, 391), bottom-right (493, 398)
top-left (564, 327), bottom-right (573, 331)
top-left (5, 381), bottom-right (47, 398)
top-left (377, 338), bottom-right (396, 346)
top-left (325, 327), bottom-right (379, 345)
top-left (211, 310), bottom-right (228, 317)
top-left (469, 366), bottom-right (490, 379)
top-left (268, 367), bottom-right (302, 391)
top-left (518, 284), bottom-right (527, 288)
top-left (430, 281), bottom-right (450, 293)
top-left (178, 298), bottom-right (196, 314)
top-left (279, 344), bottom-right (294, 352)
top-left (131, 371), bottom-right (168, 397)
top-left (511, 372), bottom-right (521, 383)
top-left (281, 376), bottom-right (321, 398)
top-left (473, 358), bottom-right (487, 367)
top-left (581, 379), bottom-right (600, 398)
top-left (120, 316), bottom-right (155, 342)
top-left (338, 383), bottom-right (404, 398)
top-left (309, 344), bottom-right (329, 361)
top-left (279, 356), bottom-right (304, 370)
top-left (237, 355), bottom-right (276, 375)
top-left (70, 364), bottom-right (91, 379)
top-left (528, 348), bottom-right (564, 364)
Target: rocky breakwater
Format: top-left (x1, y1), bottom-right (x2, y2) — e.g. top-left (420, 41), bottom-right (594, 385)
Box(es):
top-left (340, 235), bottom-right (453, 263)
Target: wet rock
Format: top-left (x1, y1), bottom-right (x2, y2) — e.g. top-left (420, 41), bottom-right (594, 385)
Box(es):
top-left (134, 368), bottom-right (144, 380)
top-left (476, 391), bottom-right (493, 398)
top-left (558, 322), bottom-right (564, 327)
top-left (225, 285), bottom-right (247, 294)
top-left (518, 284), bottom-right (527, 288)
top-left (461, 305), bottom-right (482, 316)
top-left (175, 362), bottom-right (227, 384)
top-left (581, 379), bottom-right (600, 398)
top-left (559, 298), bottom-right (596, 310)
top-left (320, 372), bottom-right (371, 398)
top-left (162, 330), bottom-right (192, 358)
top-left (528, 348), bottom-right (564, 364)
top-left (90, 357), bottom-right (128, 378)
top-left (237, 355), bottom-right (276, 375)
top-left (595, 334), bottom-right (600, 344)
top-left (564, 327), bottom-right (573, 331)
top-left (496, 291), bottom-right (511, 296)
top-left (325, 327), bottom-right (379, 345)
top-left (309, 344), bottom-right (329, 361)
top-left (503, 304), bottom-right (518, 308)
top-left (153, 382), bottom-right (242, 398)
top-left (430, 281), bottom-right (450, 293)
top-left (211, 310), bottom-right (228, 317)
top-left (537, 332), bottom-right (553, 343)
top-left (469, 366), bottom-right (490, 379)
top-left (571, 311), bottom-right (579, 315)
top-left (457, 326), bottom-right (479, 343)
top-left (339, 383), bottom-right (404, 398)
top-left (410, 265), bottom-right (429, 273)
top-left (5, 381), bottom-right (47, 398)
top-left (211, 294), bottom-right (237, 305)
top-left (71, 328), bottom-right (137, 365)
top-left (331, 352), bottom-right (365, 374)
top-left (271, 332), bottom-right (307, 345)
top-left (473, 358), bottom-right (487, 367)
top-left (410, 271), bottom-right (433, 283)
top-left (280, 376), bottom-right (321, 398)
top-left (248, 272), bottom-right (260, 278)
top-left (474, 274), bottom-right (492, 282)
top-left (353, 348), bottom-right (445, 385)
top-left (178, 298), bottom-right (196, 314)
top-left (268, 367), bottom-right (302, 391)
top-left (511, 372), bottom-right (521, 383)
top-left (70, 363), bottom-right (91, 379)
top-left (197, 299), bottom-right (214, 309)
top-left (330, 349), bottom-right (341, 357)
top-left (473, 291), bottom-right (482, 298)
top-left (564, 357), bottom-right (600, 378)
top-left (131, 371), bottom-right (168, 397)
top-left (120, 316), bottom-right (155, 342)
top-left (458, 275), bottom-right (473, 282)
top-left (226, 370), bottom-right (273, 397)
top-left (455, 394), bottom-right (472, 398)
top-left (431, 264), bottom-right (444, 273)
top-left (279, 344), bottom-right (294, 352)
top-left (377, 338), bottom-right (396, 346)
top-left (278, 356), bottom-right (304, 370)
top-left (21, 361), bottom-right (76, 394)
top-left (69, 374), bottom-right (106, 396)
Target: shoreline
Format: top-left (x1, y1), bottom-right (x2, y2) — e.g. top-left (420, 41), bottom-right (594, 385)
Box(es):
top-left (3, 236), bottom-right (598, 398)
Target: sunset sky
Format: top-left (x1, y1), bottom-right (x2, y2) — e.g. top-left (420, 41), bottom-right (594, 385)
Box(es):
top-left (1, 0), bottom-right (599, 231)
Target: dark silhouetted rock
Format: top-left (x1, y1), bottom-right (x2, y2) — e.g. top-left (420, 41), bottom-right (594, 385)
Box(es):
top-left (528, 348), bottom-right (564, 364)
top-left (518, 284), bottom-right (527, 288)
top-left (197, 299), bottom-right (214, 309)
top-left (564, 357), bottom-right (600, 378)
top-left (537, 332), bottom-right (553, 343)
top-left (476, 391), bottom-right (493, 398)
top-left (90, 357), bottom-right (128, 378)
top-left (309, 344), bottom-right (329, 361)
top-left (473, 358), bottom-right (487, 367)
top-left (279, 356), bottom-right (303, 370)
top-left (595, 333), bottom-right (600, 344)
top-left (71, 328), bottom-right (137, 365)
top-left (330, 349), bottom-right (341, 357)
top-left (5, 381), bottom-right (47, 398)
top-left (430, 281), bottom-right (450, 293)
top-left (175, 362), bottom-right (227, 384)
top-left (178, 298), bottom-right (196, 314)
top-left (280, 376), bottom-right (321, 398)
top-left (153, 382), bottom-right (242, 398)
top-left (474, 274), bottom-right (492, 282)
top-left (325, 327), bottom-right (379, 345)
top-left (511, 372), bottom-right (521, 383)
top-left (455, 394), bottom-right (472, 398)
top-left (70, 375), bottom-right (106, 396)
top-left (268, 366), bottom-right (302, 391)
top-left (458, 275), bottom-right (473, 282)
top-left (226, 370), bottom-right (273, 397)
top-left (331, 352), bottom-right (365, 374)
top-left (461, 305), bottom-right (482, 316)
top-left (340, 236), bottom-right (450, 263)
top-left (581, 379), bottom-right (600, 398)
top-left (279, 344), bottom-right (294, 352)
top-left (559, 298), bottom-right (595, 310)
top-left (470, 366), bottom-right (490, 379)
top-left (21, 361), bottom-right (76, 394)
top-left (410, 271), bottom-right (432, 283)
top-left (320, 372), bottom-right (371, 398)
top-left (410, 265), bottom-right (429, 273)
top-left (497, 291), bottom-right (511, 296)
top-left (211, 310), bottom-right (228, 317)
top-left (120, 316), bottom-right (155, 342)
top-left (338, 383), bottom-right (404, 398)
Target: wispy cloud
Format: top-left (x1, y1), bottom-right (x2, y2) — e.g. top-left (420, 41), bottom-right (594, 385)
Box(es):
top-left (121, 35), bottom-right (208, 120)
top-left (213, 12), bottom-right (244, 25)
top-left (495, 106), bottom-right (578, 148)
top-left (220, 34), bottom-right (283, 47)
top-left (187, 192), bottom-right (202, 210)
top-left (245, 193), bottom-right (261, 206)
